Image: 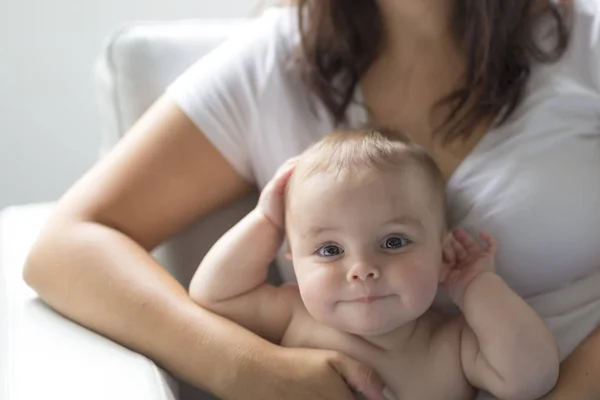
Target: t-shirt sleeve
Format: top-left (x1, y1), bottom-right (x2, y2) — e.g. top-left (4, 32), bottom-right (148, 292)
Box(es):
top-left (166, 8), bottom-right (289, 183)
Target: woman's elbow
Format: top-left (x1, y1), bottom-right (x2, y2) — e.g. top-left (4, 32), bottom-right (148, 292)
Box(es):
top-left (23, 251), bottom-right (42, 291)
top-left (23, 228), bottom-right (61, 294)
top-left (22, 218), bottom-right (79, 298)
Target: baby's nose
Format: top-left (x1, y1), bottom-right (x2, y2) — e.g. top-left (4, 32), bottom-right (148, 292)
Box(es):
top-left (348, 264), bottom-right (380, 282)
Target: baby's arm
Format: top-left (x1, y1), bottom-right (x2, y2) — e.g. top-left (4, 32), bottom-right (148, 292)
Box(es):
top-left (189, 159), bottom-right (297, 344)
top-left (444, 229), bottom-right (559, 400)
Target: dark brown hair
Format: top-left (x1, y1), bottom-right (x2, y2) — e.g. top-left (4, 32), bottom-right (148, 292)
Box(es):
top-left (295, 0), bottom-right (570, 142)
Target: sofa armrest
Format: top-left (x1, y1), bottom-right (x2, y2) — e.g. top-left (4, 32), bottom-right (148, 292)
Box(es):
top-left (0, 203), bottom-right (178, 400)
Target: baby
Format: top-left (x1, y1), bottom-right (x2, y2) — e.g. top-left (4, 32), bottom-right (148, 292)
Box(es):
top-left (189, 129), bottom-right (559, 400)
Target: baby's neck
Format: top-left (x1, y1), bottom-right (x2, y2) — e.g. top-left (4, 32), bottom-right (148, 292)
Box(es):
top-left (358, 319), bottom-right (420, 352)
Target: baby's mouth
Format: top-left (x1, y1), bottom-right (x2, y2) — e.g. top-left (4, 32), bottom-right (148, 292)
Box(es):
top-left (346, 294), bottom-right (395, 304)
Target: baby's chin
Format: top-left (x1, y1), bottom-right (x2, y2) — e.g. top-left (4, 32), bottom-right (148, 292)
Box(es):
top-left (316, 313), bottom-right (411, 337)
top-left (343, 324), bottom-right (400, 337)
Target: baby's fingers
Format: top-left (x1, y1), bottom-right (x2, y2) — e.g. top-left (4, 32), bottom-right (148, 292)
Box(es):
top-left (453, 228), bottom-right (481, 253)
top-left (479, 232), bottom-right (498, 255)
top-left (443, 243), bottom-right (456, 267)
top-left (271, 158), bottom-right (298, 193)
top-left (451, 236), bottom-right (468, 263)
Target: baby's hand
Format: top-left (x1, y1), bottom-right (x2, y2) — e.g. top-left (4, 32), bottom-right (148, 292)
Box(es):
top-left (257, 158), bottom-right (297, 230)
top-left (442, 229), bottom-right (497, 308)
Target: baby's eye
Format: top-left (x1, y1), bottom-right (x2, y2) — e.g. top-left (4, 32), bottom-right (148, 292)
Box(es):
top-left (381, 236), bottom-right (411, 250)
top-left (317, 244), bottom-right (344, 257)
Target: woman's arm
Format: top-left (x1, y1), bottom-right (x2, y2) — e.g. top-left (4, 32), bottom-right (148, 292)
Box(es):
top-left (23, 96), bottom-right (386, 400)
top-left (537, 326), bottom-right (600, 399)
top-left (23, 95), bottom-right (257, 394)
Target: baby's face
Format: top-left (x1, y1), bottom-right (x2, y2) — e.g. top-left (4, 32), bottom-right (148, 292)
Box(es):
top-left (286, 168), bottom-right (445, 336)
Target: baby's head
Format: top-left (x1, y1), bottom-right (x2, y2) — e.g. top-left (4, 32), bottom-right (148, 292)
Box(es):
top-left (285, 128), bottom-right (448, 336)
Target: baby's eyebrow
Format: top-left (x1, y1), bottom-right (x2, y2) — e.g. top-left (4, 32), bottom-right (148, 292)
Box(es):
top-left (302, 226), bottom-right (337, 238)
top-left (300, 216), bottom-right (423, 238)
top-left (385, 216), bottom-right (424, 229)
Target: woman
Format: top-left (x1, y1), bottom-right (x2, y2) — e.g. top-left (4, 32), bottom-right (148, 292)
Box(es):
top-left (24, 0), bottom-right (600, 399)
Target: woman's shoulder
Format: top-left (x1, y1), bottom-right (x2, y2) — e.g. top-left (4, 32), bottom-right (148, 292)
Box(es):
top-left (260, 6), bottom-right (301, 48)
top-left (169, 6), bottom-right (301, 96)
top-left (573, 0), bottom-right (600, 18)
top-left (217, 6), bottom-right (300, 76)
top-left (540, 0), bottom-right (600, 90)
top-left (568, 0), bottom-right (600, 58)
top-left (236, 6), bottom-right (300, 57)
top-left (165, 6), bottom-right (309, 185)
top-left (515, 0), bottom-right (600, 116)
top-left (245, 7), bottom-right (304, 93)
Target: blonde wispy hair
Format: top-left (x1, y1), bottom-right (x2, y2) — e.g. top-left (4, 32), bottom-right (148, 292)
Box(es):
top-left (286, 127), bottom-right (447, 227)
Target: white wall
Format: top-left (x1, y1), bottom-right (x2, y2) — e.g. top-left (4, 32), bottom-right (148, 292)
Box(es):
top-left (0, 0), bottom-right (256, 210)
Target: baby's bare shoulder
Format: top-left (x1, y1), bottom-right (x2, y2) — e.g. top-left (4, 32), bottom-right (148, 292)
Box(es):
top-left (413, 313), bottom-right (472, 398)
top-left (427, 312), bottom-right (465, 350)
top-left (279, 282), bottom-right (301, 299)
top-left (277, 283), bottom-right (306, 318)
top-left (279, 284), bottom-right (321, 342)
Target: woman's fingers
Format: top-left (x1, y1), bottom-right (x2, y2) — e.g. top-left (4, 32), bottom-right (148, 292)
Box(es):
top-left (330, 353), bottom-right (387, 400)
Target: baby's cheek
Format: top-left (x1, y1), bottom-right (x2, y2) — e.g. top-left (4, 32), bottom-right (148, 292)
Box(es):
top-left (390, 260), bottom-right (439, 309)
top-left (296, 270), bottom-right (338, 321)
top-left (411, 269), bottom-right (441, 309)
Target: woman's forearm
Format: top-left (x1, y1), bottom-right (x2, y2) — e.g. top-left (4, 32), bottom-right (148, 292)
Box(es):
top-left (539, 326), bottom-right (600, 399)
top-left (23, 220), bottom-right (276, 397)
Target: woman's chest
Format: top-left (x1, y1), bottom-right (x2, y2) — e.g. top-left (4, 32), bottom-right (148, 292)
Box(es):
top-left (447, 93), bottom-right (600, 298)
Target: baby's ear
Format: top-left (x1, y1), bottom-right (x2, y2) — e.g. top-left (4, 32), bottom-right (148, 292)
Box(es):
top-left (282, 238), bottom-right (293, 260)
top-left (439, 263), bottom-right (450, 283)
top-left (442, 231), bottom-right (453, 249)
top-left (439, 232), bottom-right (454, 283)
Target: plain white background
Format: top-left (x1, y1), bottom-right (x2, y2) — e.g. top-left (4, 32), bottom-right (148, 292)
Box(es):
top-left (0, 0), bottom-right (256, 210)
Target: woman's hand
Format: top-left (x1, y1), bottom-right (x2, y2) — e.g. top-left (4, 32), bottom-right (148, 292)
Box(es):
top-left (227, 345), bottom-right (387, 400)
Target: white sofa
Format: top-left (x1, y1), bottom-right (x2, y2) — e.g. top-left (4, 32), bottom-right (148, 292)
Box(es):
top-left (0, 17), bottom-right (265, 400)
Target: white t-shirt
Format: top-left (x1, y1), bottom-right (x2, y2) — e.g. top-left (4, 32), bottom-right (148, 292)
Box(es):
top-left (168, 0), bottom-right (600, 380)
